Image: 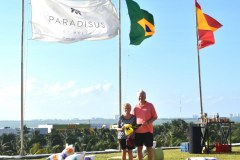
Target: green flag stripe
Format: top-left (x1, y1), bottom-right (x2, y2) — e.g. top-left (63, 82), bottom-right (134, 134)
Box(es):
top-left (126, 0), bottom-right (155, 45)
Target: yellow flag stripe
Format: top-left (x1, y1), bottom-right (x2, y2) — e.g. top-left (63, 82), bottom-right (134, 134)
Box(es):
top-left (197, 8), bottom-right (212, 31)
top-left (138, 18), bottom-right (155, 36)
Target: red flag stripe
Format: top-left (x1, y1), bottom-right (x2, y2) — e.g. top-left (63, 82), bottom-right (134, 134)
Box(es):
top-left (196, 1), bottom-right (222, 49)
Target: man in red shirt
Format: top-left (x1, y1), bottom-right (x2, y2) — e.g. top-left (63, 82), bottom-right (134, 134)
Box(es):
top-left (133, 90), bottom-right (158, 160)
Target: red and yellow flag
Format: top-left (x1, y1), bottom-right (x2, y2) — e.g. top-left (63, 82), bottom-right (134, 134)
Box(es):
top-left (196, 1), bottom-right (222, 49)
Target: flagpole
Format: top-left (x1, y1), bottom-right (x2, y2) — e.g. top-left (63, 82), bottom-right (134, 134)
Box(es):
top-left (118, 0), bottom-right (122, 117)
top-left (197, 44), bottom-right (204, 117)
top-left (20, 0), bottom-right (25, 156)
top-left (195, 0), bottom-right (204, 118)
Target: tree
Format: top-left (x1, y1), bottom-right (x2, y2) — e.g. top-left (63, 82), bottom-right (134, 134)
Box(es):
top-left (0, 139), bottom-right (8, 154)
top-left (29, 130), bottom-right (47, 147)
top-left (46, 129), bottom-right (64, 153)
top-left (154, 119), bottom-right (188, 147)
top-left (230, 123), bottom-right (240, 143)
top-left (171, 119), bottom-right (188, 146)
top-left (1, 133), bottom-right (17, 155)
top-left (62, 129), bottom-right (80, 146)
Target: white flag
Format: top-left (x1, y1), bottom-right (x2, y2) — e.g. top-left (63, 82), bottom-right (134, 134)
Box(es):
top-left (31, 0), bottom-right (119, 43)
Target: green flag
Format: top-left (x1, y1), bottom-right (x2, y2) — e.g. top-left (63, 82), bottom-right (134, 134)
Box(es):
top-left (126, 0), bottom-right (155, 45)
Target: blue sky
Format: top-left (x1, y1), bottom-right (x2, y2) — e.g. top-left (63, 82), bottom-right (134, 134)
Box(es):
top-left (0, 0), bottom-right (240, 120)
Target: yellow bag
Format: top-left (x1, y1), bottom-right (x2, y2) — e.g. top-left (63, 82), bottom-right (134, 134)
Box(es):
top-left (124, 124), bottom-right (134, 136)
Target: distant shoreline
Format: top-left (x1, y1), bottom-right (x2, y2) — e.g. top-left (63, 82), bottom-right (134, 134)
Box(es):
top-left (0, 118), bottom-right (196, 128)
top-left (1, 117), bottom-right (239, 128)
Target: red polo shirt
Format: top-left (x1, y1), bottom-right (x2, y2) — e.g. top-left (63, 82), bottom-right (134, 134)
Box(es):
top-left (133, 101), bottom-right (157, 133)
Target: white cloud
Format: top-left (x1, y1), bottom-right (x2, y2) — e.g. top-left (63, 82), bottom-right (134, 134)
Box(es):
top-left (69, 83), bottom-right (112, 97)
top-left (102, 83), bottom-right (112, 92)
top-left (69, 88), bottom-right (81, 97)
top-left (0, 84), bottom-right (19, 97)
top-left (0, 80), bottom-right (115, 120)
top-left (43, 81), bottom-right (76, 95)
top-left (25, 80), bottom-right (112, 98)
top-left (76, 83), bottom-right (112, 94)
top-left (25, 78), bottom-right (37, 92)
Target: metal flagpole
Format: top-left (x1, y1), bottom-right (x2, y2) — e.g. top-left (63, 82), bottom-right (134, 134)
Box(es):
top-left (195, 0), bottom-right (204, 118)
top-left (118, 0), bottom-right (122, 151)
top-left (118, 0), bottom-right (122, 117)
top-left (20, 0), bottom-right (25, 156)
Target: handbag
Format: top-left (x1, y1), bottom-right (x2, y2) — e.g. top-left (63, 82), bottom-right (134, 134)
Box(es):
top-left (126, 136), bottom-right (135, 148)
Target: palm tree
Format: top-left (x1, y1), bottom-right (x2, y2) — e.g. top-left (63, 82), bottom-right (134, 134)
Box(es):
top-left (1, 133), bottom-right (17, 155)
top-left (46, 129), bottom-right (64, 153)
top-left (29, 130), bottom-right (47, 147)
top-left (0, 139), bottom-right (8, 154)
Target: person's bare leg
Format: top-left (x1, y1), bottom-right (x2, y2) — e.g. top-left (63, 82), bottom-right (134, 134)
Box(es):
top-left (137, 146), bottom-right (143, 160)
top-left (122, 149), bottom-right (127, 160)
top-left (147, 147), bottom-right (153, 160)
top-left (128, 150), bottom-right (133, 160)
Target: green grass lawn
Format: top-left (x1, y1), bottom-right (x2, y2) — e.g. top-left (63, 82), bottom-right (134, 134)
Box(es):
top-left (38, 147), bottom-right (240, 160)
top-left (92, 147), bottom-right (240, 160)
top-left (162, 147), bottom-right (240, 160)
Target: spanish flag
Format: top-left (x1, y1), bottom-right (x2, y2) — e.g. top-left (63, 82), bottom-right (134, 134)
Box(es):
top-left (196, 1), bottom-right (222, 49)
top-left (126, 0), bottom-right (155, 45)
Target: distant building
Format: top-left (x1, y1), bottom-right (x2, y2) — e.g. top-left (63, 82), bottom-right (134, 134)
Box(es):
top-left (91, 123), bottom-right (110, 129)
top-left (38, 124), bottom-right (91, 133)
top-left (115, 115), bottom-right (120, 120)
top-left (0, 127), bottom-right (18, 136)
top-left (110, 124), bottom-right (118, 130)
top-left (0, 127), bottom-right (48, 136)
top-left (0, 123), bottom-right (113, 136)
top-left (193, 115), bottom-right (198, 118)
top-left (38, 125), bottom-right (53, 134)
top-left (229, 113), bottom-right (240, 118)
top-left (30, 128), bottom-right (48, 135)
